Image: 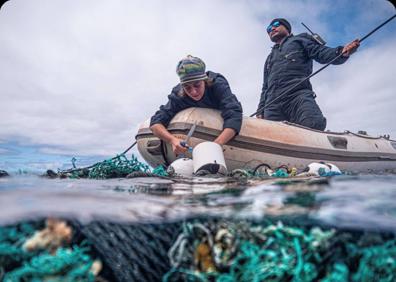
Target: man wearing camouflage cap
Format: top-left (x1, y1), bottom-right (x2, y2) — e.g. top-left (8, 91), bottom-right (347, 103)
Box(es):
top-left (150, 55), bottom-right (243, 156)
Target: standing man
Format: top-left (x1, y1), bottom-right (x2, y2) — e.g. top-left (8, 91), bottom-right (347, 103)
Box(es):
top-left (150, 55), bottom-right (243, 155)
top-left (256, 18), bottom-right (360, 130)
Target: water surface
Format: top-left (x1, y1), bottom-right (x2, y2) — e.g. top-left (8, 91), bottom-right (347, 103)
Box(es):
top-left (1, 174), bottom-right (395, 232)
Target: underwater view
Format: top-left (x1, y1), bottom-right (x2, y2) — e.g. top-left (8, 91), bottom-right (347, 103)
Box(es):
top-left (1, 151), bottom-right (396, 281)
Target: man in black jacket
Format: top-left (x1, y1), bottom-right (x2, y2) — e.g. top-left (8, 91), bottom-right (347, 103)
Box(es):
top-left (256, 18), bottom-right (360, 130)
top-left (150, 55), bottom-right (242, 155)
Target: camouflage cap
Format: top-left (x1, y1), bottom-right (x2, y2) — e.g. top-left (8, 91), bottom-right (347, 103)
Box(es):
top-left (176, 55), bottom-right (208, 84)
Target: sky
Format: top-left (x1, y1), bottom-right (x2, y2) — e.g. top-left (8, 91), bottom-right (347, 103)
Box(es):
top-left (0, 0), bottom-right (395, 171)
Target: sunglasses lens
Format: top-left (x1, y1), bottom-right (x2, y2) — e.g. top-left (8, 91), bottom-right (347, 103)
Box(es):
top-left (267, 21), bottom-right (281, 33)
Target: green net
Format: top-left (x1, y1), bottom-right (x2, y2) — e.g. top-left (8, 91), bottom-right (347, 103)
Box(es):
top-left (55, 154), bottom-right (168, 179)
top-left (85, 154), bottom-right (150, 179)
top-left (0, 223), bottom-right (37, 269)
top-left (352, 240), bottom-right (396, 282)
top-left (2, 218), bottom-right (396, 282)
top-left (0, 221), bottom-right (101, 282)
top-left (163, 219), bottom-right (396, 282)
top-left (3, 245), bottom-right (96, 282)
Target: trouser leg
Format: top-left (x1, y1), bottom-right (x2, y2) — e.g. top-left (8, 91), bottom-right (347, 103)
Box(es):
top-left (286, 91), bottom-right (327, 131)
top-left (263, 101), bottom-right (287, 121)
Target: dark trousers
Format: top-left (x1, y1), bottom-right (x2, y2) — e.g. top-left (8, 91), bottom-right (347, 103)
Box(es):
top-left (264, 89), bottom-right (327, 131)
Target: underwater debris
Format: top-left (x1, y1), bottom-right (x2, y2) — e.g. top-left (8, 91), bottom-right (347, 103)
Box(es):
top-left (194, 242), bottom-right (216, 272)
top-left (164, 219), bottom-right (396, 282)
top-left (3, 246), bottom-right (100, 282)
top-left (23, 218), bottom-right (72, 253)
top-left (0, 220), bottom-right (104, 282)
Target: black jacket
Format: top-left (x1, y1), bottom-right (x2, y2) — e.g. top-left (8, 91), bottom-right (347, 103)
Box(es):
top-left (150, 71), bottom-right (243, 134)
top-left (257, 33), bottom-right (348, 114)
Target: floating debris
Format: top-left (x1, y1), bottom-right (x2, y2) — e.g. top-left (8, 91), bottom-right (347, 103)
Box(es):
top-left (0, 170), bottom-right (9, 178)
top-left (45, 154), bottom-right (168, 179)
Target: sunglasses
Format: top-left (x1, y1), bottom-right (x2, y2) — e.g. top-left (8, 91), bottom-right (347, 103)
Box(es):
top-left (183, 81), bottom-right (203, 92)
top-left (266, 21), bottom-right (281, 33)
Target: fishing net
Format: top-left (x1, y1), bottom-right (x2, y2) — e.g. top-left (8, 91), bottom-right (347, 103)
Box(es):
top-left (53, 153), bottom-right (168, 179)
top-left (2, 218), bottom-right (395, 282)
top-left (0, 220), bottom-right (101, 282)
top-left (77, 221), bottom-right (181, 282)
top-left (163, 219), bottom-right (396, 282)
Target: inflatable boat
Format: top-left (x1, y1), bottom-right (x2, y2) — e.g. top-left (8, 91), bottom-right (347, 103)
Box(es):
top-left (136, 108), bottom-right (396, 173)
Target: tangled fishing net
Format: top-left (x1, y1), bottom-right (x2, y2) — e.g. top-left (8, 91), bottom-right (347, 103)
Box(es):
top-left (0, 219), bottom-right (101, 282)
top-left (163, 219), bottom-right (396, 282)
top-left (53, 153), bottom-right (168, 179)
top-left (1, 218), bottom-right (396, 282)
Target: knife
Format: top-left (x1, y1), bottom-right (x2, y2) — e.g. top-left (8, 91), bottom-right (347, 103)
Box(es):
top-left (180, 122), bottom-right (197, 153)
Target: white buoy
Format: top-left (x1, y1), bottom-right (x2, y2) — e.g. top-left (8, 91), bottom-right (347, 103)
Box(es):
top-left (326, 163), bottom-right (341, 174)
top-left (192, 142), bottom-right (227, 175)
top-left (167, 158), bottom-right (194, 177)
top-left (305, 162), bottom-right (342, 176)
top-left (307, 162), bottom-right (331, 176)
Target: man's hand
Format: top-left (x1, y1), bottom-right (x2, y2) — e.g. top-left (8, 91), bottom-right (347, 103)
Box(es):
top-left (214, 128), bottom-right (236, 146)
top-left (342, 39), bottom-right (360, 57)
top-left (150, 123), bottom-right (187, 156)
top-left (171, 137), bottom-right (187, 155)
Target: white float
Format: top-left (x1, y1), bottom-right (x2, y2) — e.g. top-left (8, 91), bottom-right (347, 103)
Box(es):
top-left (166, 158), bottom-right (194, 177)
top-left (192, 142), bottom-right (227, 175)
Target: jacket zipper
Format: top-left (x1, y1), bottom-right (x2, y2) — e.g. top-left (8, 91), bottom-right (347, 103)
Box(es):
top-left (284, 50), bottom-right (302, 61)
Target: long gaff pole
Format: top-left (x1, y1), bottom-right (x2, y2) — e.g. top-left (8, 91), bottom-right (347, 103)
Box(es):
top-left (250, 13), bottom-right (396, 117)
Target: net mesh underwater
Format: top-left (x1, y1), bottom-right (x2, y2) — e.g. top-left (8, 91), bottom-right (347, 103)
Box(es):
top-left (1, 153), bottom-right (396, 281)
top-left (1, 218), bottom-right (396, 282)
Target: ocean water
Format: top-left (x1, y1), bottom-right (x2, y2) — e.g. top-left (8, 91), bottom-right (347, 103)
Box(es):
top-left (1, 172), bottom-right (396, 232)
top-left (2, 154), bottom-right (396, 281)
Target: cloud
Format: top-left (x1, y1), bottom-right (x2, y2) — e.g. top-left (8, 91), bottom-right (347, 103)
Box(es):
top-left (0, 0), bottom-right (395, 159)
top-left (315, 35), bottom-right (396, 135)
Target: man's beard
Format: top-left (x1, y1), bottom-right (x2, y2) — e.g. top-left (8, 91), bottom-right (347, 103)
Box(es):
top-left (270, 32), bottom-right (286, 43)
